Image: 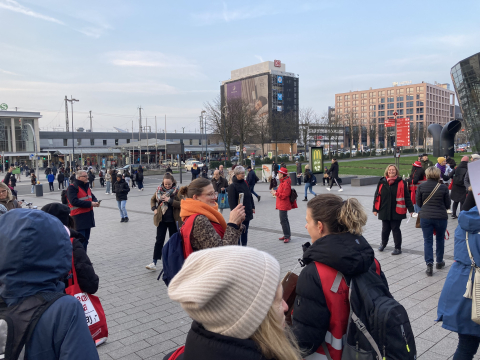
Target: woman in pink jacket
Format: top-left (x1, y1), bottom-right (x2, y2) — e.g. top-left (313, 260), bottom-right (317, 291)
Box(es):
top-left (270, 167), bottom-right (297, 243)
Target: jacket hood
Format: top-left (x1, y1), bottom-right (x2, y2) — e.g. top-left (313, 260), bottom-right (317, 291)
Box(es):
top-left (458, 206), bottom-right (480, 234)
top-left (0, 209), bottom-right (72, 305)
top-left (458, 161), bottom-right (469, 169)
top-left (303, 232), bottom-right (374, 276)
top-left (231, 175), bottom-right (245, 184)
top-left (0, 182), bottom-right (14, 203)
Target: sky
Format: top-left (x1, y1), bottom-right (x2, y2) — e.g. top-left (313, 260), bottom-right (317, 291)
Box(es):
top-left (0, 0), bottom-right (479, 133)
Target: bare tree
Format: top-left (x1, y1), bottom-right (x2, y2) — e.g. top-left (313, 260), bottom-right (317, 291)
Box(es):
top-left (343, 109), bottom-right (358, 158)
top-left (204, 96), bottom-right (235, 161)
top-left (331, 113), bottom-right (342, 154)
top-left (299, 108), bottom-right (316, 154)
top-left (369, 120), bottom-right (377, 156)
top-left (254, 113), bottom-right (270, 158)
top-left (228, 98), bottom-right (257, 164)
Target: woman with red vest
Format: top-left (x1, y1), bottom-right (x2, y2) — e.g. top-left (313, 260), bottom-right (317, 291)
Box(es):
top-left (373, 164), bottom-right (414, 255)
top-left (406, 160), bottom-right (426, 213)
top-left (293, 194), bottom-right (386, 360)
top-left (178, 178), bottom-right (245, 252)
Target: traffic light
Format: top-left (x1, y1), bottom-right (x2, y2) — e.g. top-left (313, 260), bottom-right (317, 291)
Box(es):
top-left (43, 157), bottom-right (46, 160)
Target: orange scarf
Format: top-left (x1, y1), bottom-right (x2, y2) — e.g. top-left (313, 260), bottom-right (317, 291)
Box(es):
top-left (180, 198), bottom-right (227, 230)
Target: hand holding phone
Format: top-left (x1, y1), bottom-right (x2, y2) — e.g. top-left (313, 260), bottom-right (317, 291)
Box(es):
top-left (238, 193), bottom-right (244, 205)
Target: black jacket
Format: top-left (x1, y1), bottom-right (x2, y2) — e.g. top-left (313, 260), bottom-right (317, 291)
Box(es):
top-left (292, 232), bottom-right (385, 356)
top-left (67, 180), bottom-right (98, 231)
top-left (416, 179), bottom-right (450, 219)
top-left (136, 168), bottom-right (144, 182)
top-left (3, 172), bottom-right (16, 187)
top-left (88, 172), bottom-right (95, 182)
top-left (114, 179), bottom-right (130, 201)
top-left (64, 229), bottom-right (99, 294)
top-left (163, 321), bottom-right (270, 360)
top-left (406, 166), bottom-right (425, 185)
top-left (228, 175), bottom-right (255, 221)
top-left (211, 176), bottom-right (228, 193)
top-left (304, 169), bottom-right (313, 183)
top-left (191, 167), bottom-right (200, 180)
top-left (449, 161), bottom-right (468, 202)
top-left (57, 172), bottom-right (65, 183)
top-left (328, 161), bottom-right (339, 179)
top-left (373, 177), bottom-right (414, 221)
top-left (246, 170), bottom-right (258, 187)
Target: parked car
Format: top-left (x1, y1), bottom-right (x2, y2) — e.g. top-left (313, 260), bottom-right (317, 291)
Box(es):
top-left (231, 156), bottom-right (239, 161)
top-left (185, 160), bottom-right (204, 171)
top-left (456, 147), bottom-right (467, 153)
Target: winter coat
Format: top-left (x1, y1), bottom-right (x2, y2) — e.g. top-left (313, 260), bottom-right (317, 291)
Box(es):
top-left (275, 176), bottom-right (297, 211)
top-left (246, 170), bottom-right (258, 187)
top-left (296, 162), bottom-right (302, 174)
top-left (88, 172), bottom-right (95, 182)
top-left (211, 176), bottom-right (228, 194)
top-left (105, 172), bottom-right (112, 182)
top-left (67, 229), bottom-right (99, 294)
top-left (191, 167), bottom-right (200, 180)
top-left (406, 166), bottom-right (426, 185)
top-left (4, 171), bottom-right (16, 187)
top-left (163, 321), bottom-right (270, 360)
top-left (292, 232), bottom-right (385, 356)
top-left (421, 159), bottom-right (434, 171)
top-left (304, 169), bottom-right (313, 183)
top-left (0, 209), bottom-right (99, 360)
top-left (150, 192), bottom-right (182, 227)
top-left (47, 173), bottom-right (55, 183)
top-left (416, 179), bottom-right (450, 220)
top-left (437, 207), bottom-right (480, 336)
top-left (136, 167), bottom-right (144, 182)
top-left (66, 180), bottom-right (98, 230)
top-left (227, 175), bottom-right (255, 221)
top-left (57, 172), bottom-right (65, 183)
top-left (372, 177), bottom-right (414, 221)
top-left (114, 179), bottom-right (130, 201)
top-left (0, 182), bottom-right (21, 211)
top-left (449, 161), bottom-right (468, 202)
top-left (51, 166), bottom-right (57, 175)
top-left (31, 175), bottom-right (37, 186)
top-left (328, 161), bottom-right (339, 179)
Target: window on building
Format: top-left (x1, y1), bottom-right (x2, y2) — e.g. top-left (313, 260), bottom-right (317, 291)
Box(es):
top-left (416, 108), bottom-right (424, 114)
top-left (387, 103), bottom-right (394, 109)
top-left (361, 106), bottom-right (367, 111)
top-left (63, 139), bottom-right (67, 146)
top-left (397, 89), bottom-right (404, 94)
top-left (387, 97), bottom-right (394, 102)
top-left (369, 112), bottom-right (376, 117)
top-left (369, 98), bottom-right (376, 104)
top-left (397, 102), bottom-right (404, 108)
top-left (361, 112), bottom-right (367, 118)
top-left (378, 111), bottom-right (385, 116)
top-left (416, 101), bottom-right (424, 106)
top-left (387, 110), bottom-right (394, 116)
top-left (387, 90), bottom-right (394, 96)
top-left (416, 115), bottom-right (424, 121)
top-left (352, 107), bottom-right (358, 112)
top-left (397, 109), bottom-right (404, 115)
top-left (344, 95), bottom-right (350, 100)
top-left (416, 86), bottom-right (424, 92)
top-left (378, 104), bottom-right (385, 110)
top-left (361, 100), bottom-right (367, 105)
top-left (90, 139), bottom-right (94, 146)
top-left (378, 118), bottom-right (385, 123)
top-left (352, 94), bottom-right (358, 99)
top-left (361, 93), bottom-right (367, 98)
top-left (337, 96), bottom-right (342, 101)
top-left (115, 139), bottom-right (119, 145)
top-left (345, 101), bottom-right (350, 106)
top-left (406, 95), bottom-right (414, 100)
top-left (353, 101), bottom-right (358, 106)
top-left (126, 139), bottom-right (130, 144)
top-left (369, 105), bottom-right (376, 110)
top-left (416, 94), bottom-right (424, 99)
top-left (406, 87), bottom-right (413, 94)
top-left (406, 108), bottom-right (414, 114)
top-left (378, 91), bottom-right (385, 96)
top-left (77, 139), bottom-right (81, 145)
top-left (406, 101), bottom-right (414, 107)
top-left (337, 102), bottom-right (342, 107)
top-left (103, 140), bottom-right (107, 145)
top-left (370, 92), bottom-right (376, 97)
top-left (189, 139), bottom-right (193, 145)
top-left (396, 96), bottom-right (404, 101)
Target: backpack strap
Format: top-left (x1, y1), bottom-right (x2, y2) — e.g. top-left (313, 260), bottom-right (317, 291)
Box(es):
top-left (168, 346), bottom-right (185, 360)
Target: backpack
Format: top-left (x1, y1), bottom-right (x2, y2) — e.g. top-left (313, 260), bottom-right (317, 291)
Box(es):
top-left (339, 261), bottom-right (416, 360)
top-left (289, 188), bottom-right (298, 204)
top-left (0, 293), bottom-right (66, 360)
top-left (453, 167), bottom-right (466, 187)
top-left (158, 222), bottom-right (191, 286)
top-left (254, 174), bottom-right (259, 183)
top-left (311, 175), bottom-right (317, 186)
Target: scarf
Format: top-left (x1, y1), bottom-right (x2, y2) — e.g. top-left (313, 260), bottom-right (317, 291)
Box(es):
top-left (156, 185), bottom-right (179, 215)
top-left (180, 198), bottom-right (227, 230)
top-left (387, 176), bottom-right (397, 186)
top-left (436, 163), bottom-right (446, 176)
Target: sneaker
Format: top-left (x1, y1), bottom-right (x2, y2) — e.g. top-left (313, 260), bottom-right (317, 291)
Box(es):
top-left (146, 262), bottom-right (157, 271)
top-left (284, 238), bottom-right (290, 243)
top-left (138, 189), bottom-right (142, 191)
top-left (436, 261), bottom-right (445, 269)
top-left (446, 209), bottom-right (452, 214)
top-left (258, 196), bottom-right (261, 202)
top-left (452, 215), bottom-right (458, 219)
top-left (120, 218), bottom-right (125, 223)
top-left (278, 237), bottom-right (285, 241)
top-left (326, 188), bottom-right (331, 191)
top-left (124, 217), bottom-right (129, 222)
top-left (302, 197), bottom-right (308, 201)
top-left (391, 248), bottom-right (402, 255)
top-left (105, 192), bottom-right (109, 194)
top-left (378, 244), bottom-right (386, 252)
top-left (426, 264), bottom-right (433, 276)
top-left (141, 188), bottom-right (144, 191)
top-left (338, 188), bottom-right (344, 192)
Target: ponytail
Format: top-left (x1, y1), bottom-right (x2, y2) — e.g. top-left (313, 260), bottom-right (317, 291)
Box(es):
top-left (179, 178), bottom-right (211, 198)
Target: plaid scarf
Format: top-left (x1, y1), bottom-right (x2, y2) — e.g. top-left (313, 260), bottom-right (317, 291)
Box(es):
top-left (156, 185), bottom-right (179, 215)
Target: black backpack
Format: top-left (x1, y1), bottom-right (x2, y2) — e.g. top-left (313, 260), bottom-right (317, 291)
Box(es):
top-left (289, 188), bottom-right (298, 204)
top-left (342, 263), bottom-right (416, 360)
top-left (453, 167), bottom-right (466, 187)
top-left (0, 293), bottom-right (65, 360)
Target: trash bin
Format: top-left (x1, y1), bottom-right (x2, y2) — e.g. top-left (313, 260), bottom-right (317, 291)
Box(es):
top-left (289, 172), bottom-right (296, 184)
top-left (35, 183), bottom-right (43, 197)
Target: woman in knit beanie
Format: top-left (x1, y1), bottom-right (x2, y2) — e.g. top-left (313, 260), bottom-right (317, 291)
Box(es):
top-left (164, 246), bottom-right (302, 360)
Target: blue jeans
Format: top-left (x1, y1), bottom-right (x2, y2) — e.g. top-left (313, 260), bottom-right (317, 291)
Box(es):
top-left (77, 228), bottom-right (91, 252)
top-left (421, 218), bottom-right (448, 265)
top-left (453, 334), bottom-right (480, 360)
top-left (249, 185), bottom-right (259, 199)
top-left (414, 204), bottom-right (421, 213)
top-left (106, 181), bottom-right (111, 193)
top-left (239, 220), bottom-right (250, 246)
top-left (117, 200), bottom-right (128, 218)
top-left (64, 178), bottom-right (68, 187)
top-left (304, 183), bottom-right (316, 198)
top-left (31, 185), bottom-right (35, 193)
top-left (137, 181), bottom-right (143, 189)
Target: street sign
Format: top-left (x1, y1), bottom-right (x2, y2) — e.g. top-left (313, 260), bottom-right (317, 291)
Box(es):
top-left (29, 154), bottom-right (34, 160)
top-left (236, 152), bottom-right (239, 156)
top-left (252, 160), bottom-right (255, 166)
top-left (0, 103), bottom-right (7, 110)
top-left (316, 141), bottom-right (321, 146)
top-left (243, 147), bottom-right (246, 152)
top-left (145, 152), bottom-right (151, 154)
top-left (236, 146), bottom-right (240, 152)
top-left (393, 111), bottom-right (398, 116)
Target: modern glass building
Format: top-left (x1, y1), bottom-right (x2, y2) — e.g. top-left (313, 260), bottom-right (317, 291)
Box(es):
top-left (451, 52), bottom-right (480, 152)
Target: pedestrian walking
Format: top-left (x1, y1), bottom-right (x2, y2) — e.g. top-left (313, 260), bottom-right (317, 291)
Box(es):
top-left (373, 164), bottom-right (414, 255)
top-left (4, 166), bottom-right (16, 189)
top-left (406, 160), bottom-right (427, 213)
top-left (114, 173), bottom-right (130, 223)
top-left (124, 170), bottom-right (130, 187)
top-left (191, 163), bottom-right (200, 181)
top-left (64, 168), bottom-right (70, 187)
top-left (99, 169), bottom-right (105, 187)
top-left (302, 164), bottom-right (316, 201)
top-left (105, 169), bottom-right (112, 194)
top-left (326, 158), bottom-right (343, 191)
top-left (296, 161), bottom-right (302, 185)
top-left (292, 194), bottom-right (374, 360)
top-left (16, 165), bottom-right (21, 182)
top-left (211, 169), bottom-right (228, 213)
top-left (246, 166), bottom-right (261, 202)
top-left (67, 169), bottom-right (100, 252)
top-left (271, 167), bottom-right (297, 243)
top-left (421, 153), bottom-right (434, 171)
top-left (136, 166), bottom-right (144, 191)
top-left (178, 178), bottom-right (245, 251)
top-left (47, 172), bottom-right (55, 191)
top-left (146, 173), bottom-right (182, 271)
top-left (228, 166), bottom-right (255, 246)
top-left (131, 169), bottom-right (137, 188)
top-left (437, 204), bottom-right (480, 359)
top-left (57, 171), bottom-right (65, 190)
top-left (417, 166), bottom-right (451, 276)
top-left (449, 156), bottom-right (469, 219)
top-left (88, 169), bottom-right (95, 189)
top-left (164, 246), bottom-right (302, 360)
top-left (30, 173), bottom-right (36, 193)
top-left (52, 164), bottom-right (57, 178)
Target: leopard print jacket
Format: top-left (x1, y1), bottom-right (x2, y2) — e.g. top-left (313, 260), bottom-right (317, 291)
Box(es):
top-left (190, 214), bottom-right (243, 251)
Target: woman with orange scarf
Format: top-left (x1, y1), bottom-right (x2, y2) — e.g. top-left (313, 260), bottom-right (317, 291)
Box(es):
top-left (179, 178), bottom-right (245, 252)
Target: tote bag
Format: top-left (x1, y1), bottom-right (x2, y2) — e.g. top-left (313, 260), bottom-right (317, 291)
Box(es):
top-left (218, 192), bottom-right (229, 209)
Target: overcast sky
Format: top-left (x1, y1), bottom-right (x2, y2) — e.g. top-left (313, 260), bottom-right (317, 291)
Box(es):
top-left (0, 0), bottom-right (478, 133)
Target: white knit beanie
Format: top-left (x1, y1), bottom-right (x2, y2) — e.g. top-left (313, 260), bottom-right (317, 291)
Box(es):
top-left (168, 246), bottom-right (281, 339)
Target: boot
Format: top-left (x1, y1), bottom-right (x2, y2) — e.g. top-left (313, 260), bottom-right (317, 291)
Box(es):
top-left (378, 244), bottom-right (386, 252)
top-left (124, 217), bottom-right (129, 222)
top-left (302, 197), bottom-right (308, 201)
top-left (391, 248), bottom-right (402, 255)
top-left (426, 264), bottom-right (433, 276)
top-left (120, 218), bottom-right (125, 223)
top-left (436, 261), bottom-right (445, 269)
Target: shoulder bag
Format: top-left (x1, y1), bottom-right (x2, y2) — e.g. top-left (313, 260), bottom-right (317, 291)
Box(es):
top-left (415, 183), bottom-right (441, 228)
top-left (463, 232), bottom-right (480, 324)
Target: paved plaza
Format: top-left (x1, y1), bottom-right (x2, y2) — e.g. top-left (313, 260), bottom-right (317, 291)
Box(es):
top-left (9, 172), bottom-right (476, 360)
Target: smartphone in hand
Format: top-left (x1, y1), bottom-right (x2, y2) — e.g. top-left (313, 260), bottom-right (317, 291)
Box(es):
top-left (238, 193), bottom-right (244, 205)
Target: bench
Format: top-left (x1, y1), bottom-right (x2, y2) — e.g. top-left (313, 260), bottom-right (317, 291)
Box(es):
top-left (351, 176), bottom-right (382, 186)
top-left (338, 176), bottom-right (357, 185)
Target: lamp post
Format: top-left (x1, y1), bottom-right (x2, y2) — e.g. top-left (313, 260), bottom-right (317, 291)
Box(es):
top-left (66, 96), bottom-right (79, 169)
top-left (222, 105), bottom-right (228, 167)
top-left (201, 110), bottom-right (206, 162)
top-left (25, 123), bottom-right (39, 182)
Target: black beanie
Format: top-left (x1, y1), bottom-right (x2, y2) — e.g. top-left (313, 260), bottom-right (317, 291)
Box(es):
top-left (41, 203), bottom-right (70, 226)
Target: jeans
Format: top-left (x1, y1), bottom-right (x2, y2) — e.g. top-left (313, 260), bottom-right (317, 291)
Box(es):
top-left (453, 334), bottom-right (480, 360)
top-left (117, 200), bottom-right (128, 218)
top-left (154, 221), bottom-right (177, 262)
top-left (414, 204), bottom-right (421, 213)
top-left (77, 228), bottom-right (91, 252)
top-left (249, 185), bottom-right (259, 199)
top-left (49, 182), bottom-right (54, 191)
top-left (31, 185), bottom-right (35, 193)
top-left (239, 220), bottom-right (250, 246)
top-left (304, 183), bottom-right (316, 198)
top-left (106, 181), bottom-right (111, 193)
top-left (421, 218), bottom-right (448, 265)
top-left (64, 178), bottom-right (69, 187)
top-left (381, 220), bottom-right (403, 249)
top-left (137, 180), bottom-right (143, 189)
top-left (279, 210), bottom-right (291, 239)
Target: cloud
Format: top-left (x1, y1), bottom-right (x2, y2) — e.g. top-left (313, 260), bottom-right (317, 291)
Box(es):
top-left (191, 2), bottom-right (273, 25)
top-left (0, 68), bottom-right (18, 75)
top-left (0, 0), bottom-right (65, 25)
top-left (254, 55), bottom-right (264, 63)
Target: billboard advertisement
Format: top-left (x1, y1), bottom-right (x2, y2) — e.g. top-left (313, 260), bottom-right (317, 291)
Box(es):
top-left (309, 146), bottom-right (324, 174)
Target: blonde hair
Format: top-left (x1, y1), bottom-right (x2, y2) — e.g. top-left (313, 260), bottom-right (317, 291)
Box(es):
top-left (307, 194), bottom-right (367, 235)
top-left (304, 164), bottom-right (310, 169)
top-left (425, 166), bottom-right (440, 181)
top-left (251, 306), bottom-right (303, 360)
top-left (384, 164), bottom-right (399, 178)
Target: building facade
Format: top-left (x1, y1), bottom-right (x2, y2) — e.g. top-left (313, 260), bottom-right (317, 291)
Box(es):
top-left (334, 82), bottom-right (455, 148)
top-left (451, 52), bottom-right (480, 152)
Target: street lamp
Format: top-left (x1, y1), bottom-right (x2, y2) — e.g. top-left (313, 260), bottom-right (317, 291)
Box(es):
top-left (201, 110), bottom-right (206, 162)
top-left (66, 96), bottom-right (79, 169)
top-left (222, 105), bottom-right (228, 167)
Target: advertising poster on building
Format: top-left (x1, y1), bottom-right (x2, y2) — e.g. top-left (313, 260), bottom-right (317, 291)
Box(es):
top-left (309, 146), bottom-right (324, 174)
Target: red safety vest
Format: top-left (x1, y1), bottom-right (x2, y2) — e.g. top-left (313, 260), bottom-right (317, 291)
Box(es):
top-left (68, 185), bottom-right (93, 216)
top-left (307, 260), bottom-right (382, 360)
top-left (180, 214), bottom-right (225, 259)
top-left (408, 177), bottom-right (426, 205)
top-left (374, 180), bottom-right (407, 215)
